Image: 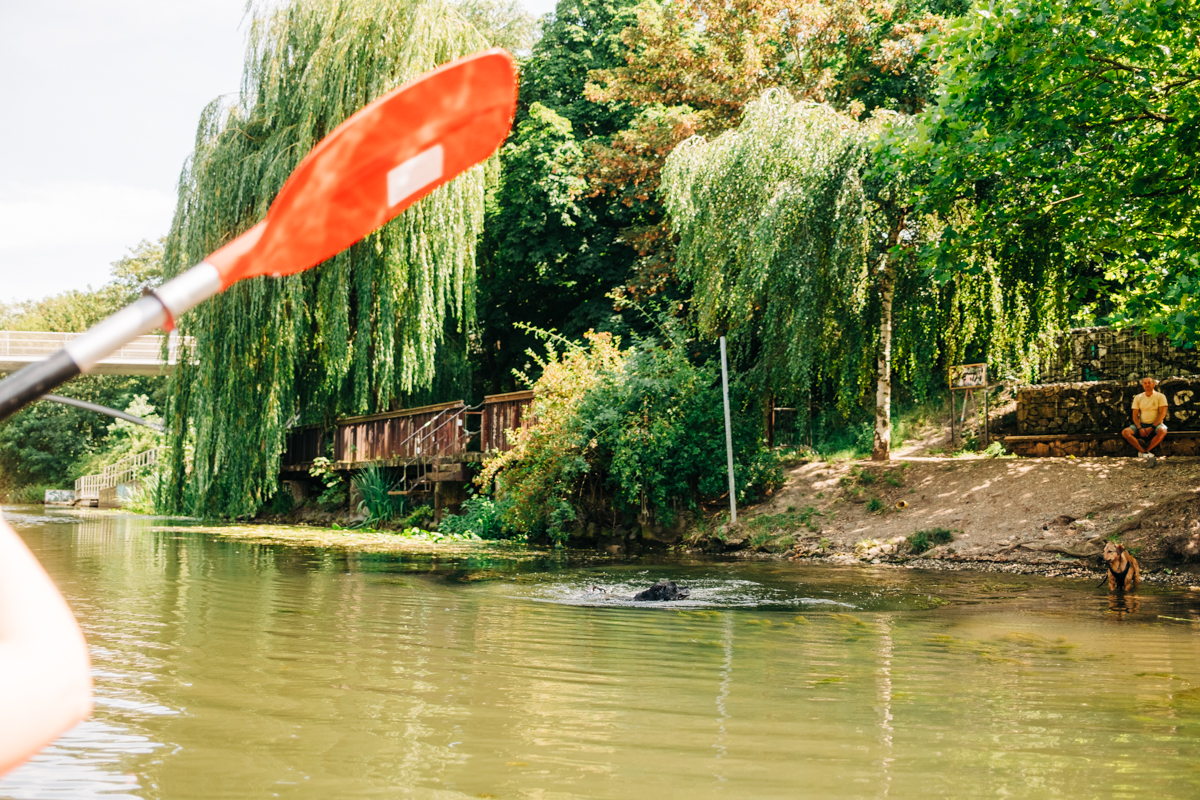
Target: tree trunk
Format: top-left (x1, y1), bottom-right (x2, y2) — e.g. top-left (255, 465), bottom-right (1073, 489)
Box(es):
top-left (872, 255), bottom-right (897, 461)
top-left (872, 213), bottom-right (905, 462)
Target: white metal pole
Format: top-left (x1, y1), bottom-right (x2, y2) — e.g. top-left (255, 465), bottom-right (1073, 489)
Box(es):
top-left (720, 336), bottom-right (737, 523)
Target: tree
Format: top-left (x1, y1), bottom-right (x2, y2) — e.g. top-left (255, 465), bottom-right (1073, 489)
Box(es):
top-left (162, 0), bottom-right (490, 517)
top-left (452, 0), bottom-right (540, 53)
top-left (0, 244), bottom-right (167, 492)
top-left (584, 0), bottom-right (953, 294)
top-left (916, 0), bottom-right (1200, 343)
top-left (663, 91), bottom-right (1063, 458)
top-left (474, 0), bottom-right (644, 394)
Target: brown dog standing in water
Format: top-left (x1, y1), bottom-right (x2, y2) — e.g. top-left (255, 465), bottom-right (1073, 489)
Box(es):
top-left (1102, 541), bottom-right (1140, 592)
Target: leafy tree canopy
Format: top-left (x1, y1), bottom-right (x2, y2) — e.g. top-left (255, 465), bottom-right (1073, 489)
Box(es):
top-left (163, 0), bottom-right (490, 517)
top-left (915, 0), bottom-right (1200, 343)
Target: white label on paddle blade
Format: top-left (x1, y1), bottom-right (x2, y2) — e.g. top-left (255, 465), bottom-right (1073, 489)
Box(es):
top-left (387, 145), bottom-right (444, 207)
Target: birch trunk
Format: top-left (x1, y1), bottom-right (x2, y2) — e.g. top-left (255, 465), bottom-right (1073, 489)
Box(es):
top-left (872, 254), bottom-right (897, 461)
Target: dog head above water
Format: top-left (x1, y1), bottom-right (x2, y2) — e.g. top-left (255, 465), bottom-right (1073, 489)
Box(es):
top-left (633, 580), bottom-right (691, 602)
top-left (1102, 541), bottom-right (1129, 566)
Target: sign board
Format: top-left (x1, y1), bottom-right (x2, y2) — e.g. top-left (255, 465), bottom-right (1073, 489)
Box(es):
top-left (949, 363), bottom-right (987, 390)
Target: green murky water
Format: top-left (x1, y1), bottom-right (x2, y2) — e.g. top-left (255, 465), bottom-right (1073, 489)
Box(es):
top-left (4, 507), bottom-right (1200, 799)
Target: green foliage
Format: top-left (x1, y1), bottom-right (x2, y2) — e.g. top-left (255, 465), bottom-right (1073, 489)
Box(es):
top-left (438, 494), bottom-right (514, 539)
top-left (352, 465), bottom-right (398, 527)
top-left (908, 527), bottom-right (955, 553)
top-left (0, 379), bottom-right (162, 492)
top-left (662, 94), bottom-right (918, 422)
top-left (309, 457), bottom-right (348, 512)
top-left (398, 504), bottom-right (435, 529)
top-left (162, 0), bottom-right (490, 517)
top-left (263, 481), bottom-right (295, 517)
top-left (451, 0), bottom-right (538, 52)
top-left (866, 497), bottom-right (885, 513)
top-left (2, 484), bottom-right (57, 504)
top-left (481, 321), bottom-right (781, 539)
top-left (0, 240), bottom-right (164, 333)
top-left (72, 395), bottom-right (164, 477)
top-left (473, 0), bottom-right (644, 395)
top-left (917, 0), bottom-right (1200, 344)
top-left (744, 507), bottom-right (822, 541)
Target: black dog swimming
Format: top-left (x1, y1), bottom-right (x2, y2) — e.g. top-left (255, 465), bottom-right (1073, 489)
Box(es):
top-left (633, 580), bottom-right (690, 601)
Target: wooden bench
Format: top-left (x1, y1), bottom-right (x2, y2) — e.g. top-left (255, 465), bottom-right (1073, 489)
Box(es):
top-left (1003, 430), bottom-right (1200, 458)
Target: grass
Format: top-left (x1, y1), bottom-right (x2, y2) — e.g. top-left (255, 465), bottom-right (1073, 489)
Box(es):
top-left (908, 527), bottom-right (955, 554)
top-left (744, 506), bottom-right (824, 550)
top-left (2, 483), bottom-right (58, 504)
top-left (866, 497), bottom-right (884, 513)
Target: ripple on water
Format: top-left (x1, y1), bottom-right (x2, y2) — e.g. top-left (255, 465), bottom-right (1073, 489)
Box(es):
top-left (518, 576), bottom-right (858, 610)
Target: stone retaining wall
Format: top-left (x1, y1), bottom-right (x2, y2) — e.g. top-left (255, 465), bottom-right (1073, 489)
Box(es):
top-left (1006, 435), bottom-right (1200, 458)
top-left (1041, 326), bottom-right (1200, 383)
top-left (1017, 378), bottom-right (1200, 435)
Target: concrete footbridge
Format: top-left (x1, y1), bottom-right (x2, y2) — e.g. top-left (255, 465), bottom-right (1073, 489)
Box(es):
top-left (0, 330), bottom-right (192, 376)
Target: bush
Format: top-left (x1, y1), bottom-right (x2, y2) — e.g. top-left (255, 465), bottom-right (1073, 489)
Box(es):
top-left (479, 323), bottom-right (782, 540)
top-left (908, 527), bottom-right (955, 554)
top-left (3, 483), bottom-right (58, 504)
top-left (310, 457), bottom-right (348, 511)
top-left (439, 495), bottom-right (514, 539)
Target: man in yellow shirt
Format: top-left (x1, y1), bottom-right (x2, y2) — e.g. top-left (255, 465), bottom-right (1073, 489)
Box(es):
top-left (1121, 377), bottom-right (1168, 459)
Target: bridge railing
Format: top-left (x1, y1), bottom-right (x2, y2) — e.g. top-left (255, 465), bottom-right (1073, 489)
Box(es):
top-left (75, 446), bottom-right (166, 501)
top-left (0, 331), bottom-right (193, 376)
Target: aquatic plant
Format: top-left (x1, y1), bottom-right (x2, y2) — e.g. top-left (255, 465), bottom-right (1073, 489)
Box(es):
top-left (161, 0), bottom-right (491, 517)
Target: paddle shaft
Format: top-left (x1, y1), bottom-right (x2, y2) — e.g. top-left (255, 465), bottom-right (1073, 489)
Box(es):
top-left (0, 263), bottom-right (220, 423)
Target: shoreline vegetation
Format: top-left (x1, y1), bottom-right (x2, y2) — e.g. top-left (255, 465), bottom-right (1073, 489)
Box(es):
top-left (19, 452), bottom-right (1200, 588)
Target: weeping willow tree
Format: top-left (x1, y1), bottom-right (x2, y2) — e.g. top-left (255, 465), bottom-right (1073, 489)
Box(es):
top-left (162, 0), bottom-right (491, 516)
top-left (662, 91), bottom-right (1069, 459)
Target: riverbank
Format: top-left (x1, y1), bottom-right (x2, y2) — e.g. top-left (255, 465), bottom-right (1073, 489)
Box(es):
top-left (717, 454), bottom-right (1200, 585)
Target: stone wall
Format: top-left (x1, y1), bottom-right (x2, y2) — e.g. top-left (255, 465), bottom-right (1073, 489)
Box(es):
top-left (1005, 435), bottom-right (1200, 458)
top-left (1041, 326), bottom-right (1200, 383)
top-left (1017, 378), bottom-right (1200, 435)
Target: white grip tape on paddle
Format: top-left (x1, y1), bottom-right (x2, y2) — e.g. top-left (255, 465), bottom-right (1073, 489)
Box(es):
top-left (64, 262), bottom-right (221, 374)
top-left (153, 262), bottom-right (222, 322)
top-left (387, 145), bottom-right (443, 207)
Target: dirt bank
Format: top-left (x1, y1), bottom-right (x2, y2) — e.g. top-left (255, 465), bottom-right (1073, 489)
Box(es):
top-left (719, 454), bottom-right (1200, 584)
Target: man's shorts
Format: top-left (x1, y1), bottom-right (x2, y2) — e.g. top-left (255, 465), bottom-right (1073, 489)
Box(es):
top-left (1127, 423), bottom-right (1168, 438)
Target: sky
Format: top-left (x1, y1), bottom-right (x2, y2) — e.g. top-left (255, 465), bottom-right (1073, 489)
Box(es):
top-left (0, 0), bottom-right (557, 305)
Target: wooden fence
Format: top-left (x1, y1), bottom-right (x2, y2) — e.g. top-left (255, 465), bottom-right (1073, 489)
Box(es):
top-left (334, 401), bottom-right (471, 465)
top-left (480, 391), bottom-right (535, 453)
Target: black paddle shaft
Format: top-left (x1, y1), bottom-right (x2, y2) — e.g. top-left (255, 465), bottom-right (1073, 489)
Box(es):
top-left (0, 350), bottom-right (81, 423)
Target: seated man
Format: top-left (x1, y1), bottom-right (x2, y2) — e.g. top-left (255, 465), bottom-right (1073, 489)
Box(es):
top-left (1121, 376), bottom-right (1168, 458)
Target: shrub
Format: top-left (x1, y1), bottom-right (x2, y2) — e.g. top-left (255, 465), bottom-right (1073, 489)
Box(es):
top-left (908, 527), bottom-right (955, 554)
top-left (478, 323), bottom-right (782, 540)
top-left (439, 495), bottom-right (514, 539)
top-left (3, 483), bottom-right (57, 504)
top-left (309, 457), bottom-right (347, 511)
top-left (866, 497), bottom-right (884, 513)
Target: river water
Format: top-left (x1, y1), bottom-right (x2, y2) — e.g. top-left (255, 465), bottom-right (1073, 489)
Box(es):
top-left (3, 507), bottom-right (1200, 799)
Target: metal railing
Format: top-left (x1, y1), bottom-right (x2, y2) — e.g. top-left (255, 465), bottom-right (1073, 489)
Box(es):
top-left (0, 331), bottom-right (193, 375)
top-left (75, 446), bottom-right (166, 501)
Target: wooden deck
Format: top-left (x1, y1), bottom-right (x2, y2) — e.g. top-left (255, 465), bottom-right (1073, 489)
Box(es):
top-left (280, 391), bottom-right (536, 472)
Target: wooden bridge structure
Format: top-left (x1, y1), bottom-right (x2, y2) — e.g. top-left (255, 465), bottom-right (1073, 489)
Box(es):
top-left (279, 390), bottom-right (534, 512)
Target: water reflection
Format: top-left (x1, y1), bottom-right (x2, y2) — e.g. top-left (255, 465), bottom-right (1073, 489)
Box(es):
top-left (3, 508), bottom-right (1200, 798)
